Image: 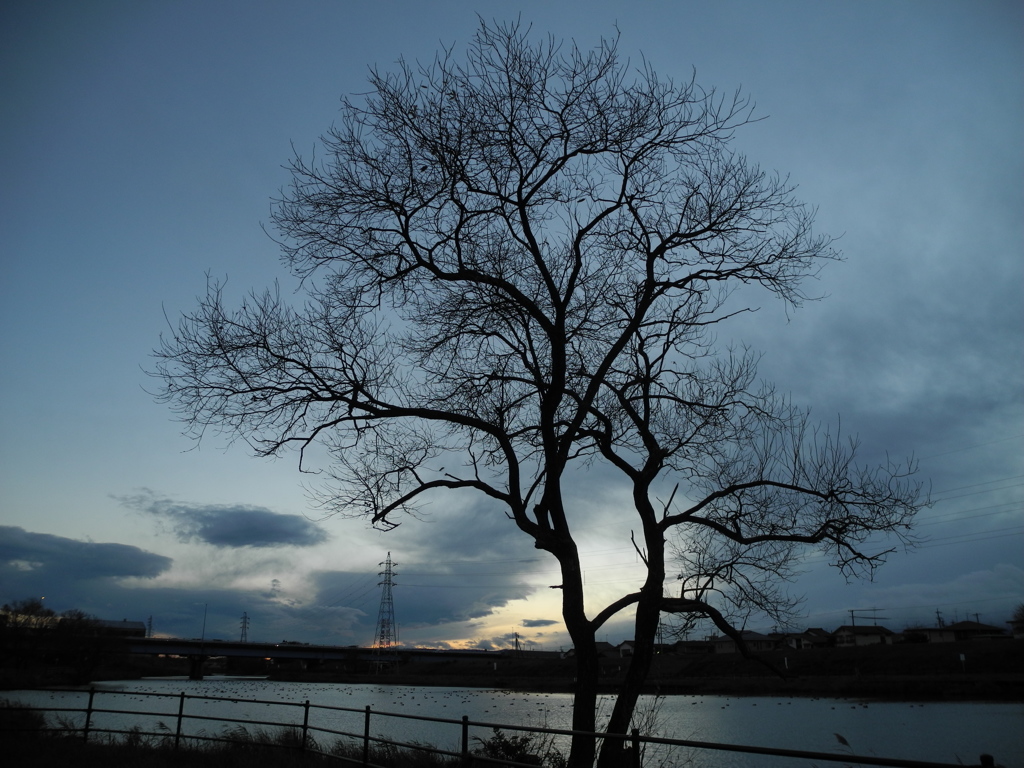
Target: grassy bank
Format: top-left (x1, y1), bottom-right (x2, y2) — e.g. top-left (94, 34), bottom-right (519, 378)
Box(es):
top-left (0, 701), bottom-right (566, 768)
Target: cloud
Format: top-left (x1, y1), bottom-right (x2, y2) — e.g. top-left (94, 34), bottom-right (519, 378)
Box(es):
top-left (0, 526), bottom-right (173, 619)
top-left (119, 491), bottom-right (328, 548)
top-left (522, 619), bottom-right (559, 628)
top-left (0, 528), bottom-right (362, 642)
top-left (0, 526), bottom-right (171, 582)
top-left (310, 565), bottom-right (535, 635)
top-left (863, 564), bottom-right (1024, 627)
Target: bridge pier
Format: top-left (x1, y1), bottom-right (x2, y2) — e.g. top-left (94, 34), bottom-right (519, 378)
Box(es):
top-left (188, 655), bottom-right (206, 680)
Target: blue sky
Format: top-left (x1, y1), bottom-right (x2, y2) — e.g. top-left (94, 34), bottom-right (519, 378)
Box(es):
top-left (1, 0), bottom-right (1021, 649)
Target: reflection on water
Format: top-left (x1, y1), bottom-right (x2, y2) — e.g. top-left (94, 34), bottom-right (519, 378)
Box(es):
top-left (3, 677), bottom-right (1020, 767)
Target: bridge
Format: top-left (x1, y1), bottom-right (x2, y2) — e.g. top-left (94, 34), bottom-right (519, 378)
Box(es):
top-left (121, 637), bottom-right (519, 680)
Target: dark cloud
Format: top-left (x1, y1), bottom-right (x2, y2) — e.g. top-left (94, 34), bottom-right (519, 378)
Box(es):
top-left (522, 619), bottom-right (559, 628)
top-left (308, 553), bottom-right (539, 645)
top-left (119, 492), bottom-right (328, 548)
top-left (396, 519), bottom-right (543, 625)
top-left (391, 499), bottom-right (541, 564)
top-left (400, 582), bottom-right (534, 627)
top-left (0, 531), bottom-right (361, 643)
top-left (0, 526), bottom-right (171, 582)
top-left (0, 526), bottom-right (173, 621)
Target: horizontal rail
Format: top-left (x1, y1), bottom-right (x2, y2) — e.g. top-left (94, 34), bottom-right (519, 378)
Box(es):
top-left (0, 687), bottom-right (994, 768)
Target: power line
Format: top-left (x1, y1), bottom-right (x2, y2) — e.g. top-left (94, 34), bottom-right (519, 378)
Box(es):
top-left (802, 593), bottom-right (1022, 621)
top-left (930, 482), bottom-right (1024, 504)
top-left (917, 529), bottom-right (1024, 550)
top-left (920, 524), bottom-right (1024, 543)
top-left (915, 501), bottom-right (1022, 526)
top-left (919, 434), bottom-right (1024, 459)
top-left (931, 474), bottom-right (1024, 496)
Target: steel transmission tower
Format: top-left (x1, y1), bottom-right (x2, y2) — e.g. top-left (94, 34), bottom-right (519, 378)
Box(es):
top-left (373, 553), bottom-right (398, 670)
top-left (240, 612), bottom-right (250, 642)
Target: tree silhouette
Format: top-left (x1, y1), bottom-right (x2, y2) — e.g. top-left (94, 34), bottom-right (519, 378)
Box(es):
top-left (153, 20), bottom-right (925, 768)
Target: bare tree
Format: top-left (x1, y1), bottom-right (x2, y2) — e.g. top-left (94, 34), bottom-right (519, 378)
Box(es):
top-left (153, 20), bottom-right (924, 768)
top-left (1, 598), bottom-right (56, 631)
top-left (1011, 603), bottom-right (1024, 635)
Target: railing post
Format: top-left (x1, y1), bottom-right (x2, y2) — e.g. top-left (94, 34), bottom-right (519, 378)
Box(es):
top-left (363, 705), bottom-right (371, 766)
top-left (82, 687), bottom-right (95, 743)
top-left (631, 728), bottom-right (641, 768)
top-left (461, 715), bottom-right (470, 766)
top-left (174, 691), bottom-right (185, 750)
top-left (301, 699), bottom-right (310, 752)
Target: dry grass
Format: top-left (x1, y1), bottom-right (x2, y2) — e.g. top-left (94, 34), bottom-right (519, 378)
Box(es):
top-left (0, 700), bottom-right (567, 768)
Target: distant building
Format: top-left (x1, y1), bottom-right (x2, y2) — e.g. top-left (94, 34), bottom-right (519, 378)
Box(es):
top-left (781, 628), bottom-right (831, 650)
top-left (904, 621), bottom-right (1007, 643)
top-left (832, 625), bottom-right (896, 647)
top-left (712, 631), bottom-right (777, 654)
top-left (672, 639), bottom-right (715, 655)
top-left (614, 640), bottom-right (703, 657)
top-left (562, 641), bottom-right (617, 659)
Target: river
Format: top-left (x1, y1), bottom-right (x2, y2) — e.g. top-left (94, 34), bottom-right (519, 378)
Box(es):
top-left (3, 677), bottom-right (1021, 767)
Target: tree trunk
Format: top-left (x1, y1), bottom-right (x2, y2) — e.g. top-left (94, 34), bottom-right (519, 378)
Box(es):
top-left (568, 632), bottom-right (600, 768)
top-left (557, 535), bottom-right (600, 768)
top-left (596, 591), bottom-right (661, 768)
top-left (598, 504), bottom-right (665, 768)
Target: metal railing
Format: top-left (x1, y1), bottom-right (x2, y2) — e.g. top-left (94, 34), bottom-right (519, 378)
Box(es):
top-left (1, 687), bottom-right (998, 768)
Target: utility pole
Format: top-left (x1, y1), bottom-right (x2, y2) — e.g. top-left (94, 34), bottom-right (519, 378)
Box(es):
top-left (374, 553), bottom-right (398, 672)
top-left (935, 609), bottom-right (944, 628)
top-left (240, 612), bottom-right (250, 643)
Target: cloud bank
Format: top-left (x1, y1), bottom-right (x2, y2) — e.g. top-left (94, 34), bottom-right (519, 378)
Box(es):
top-left (0, 526), bottom-right (173, 620)
top-left (0, 525), bottom-right (171, 582)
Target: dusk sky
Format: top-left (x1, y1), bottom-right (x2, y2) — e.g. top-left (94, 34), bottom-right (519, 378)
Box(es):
top-left (2, 1), bottom-right (1021, 651)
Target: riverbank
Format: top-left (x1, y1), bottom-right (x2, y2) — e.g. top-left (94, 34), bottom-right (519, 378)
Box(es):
top-left (269, 669), bottom-right (1024, 701)
top-left (272, 641), bottom-right (1024, 701)
top-left (4, 640), bottom-right (1021, 702)
top-left (1, 702), bottom-right (533, 768)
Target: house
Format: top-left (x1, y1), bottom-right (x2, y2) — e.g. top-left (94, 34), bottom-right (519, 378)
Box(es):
top-left (562, 641), bottom-right (618, 659)
top-left (832, 625), bottom-right (896, 647)
top-left (945, 620), bottom-right (1008, 641)
top-left (781, 627), bottom-right (831, 650)
top-left (712, 631), bottom-right (777, 654)
top-left (615, 640), bottom-right (701, 657)
top-left (593, 641), bottom-right (617, 657)
top-left (906, 621), bottom-right (1007, 643)
top-left (672, 639), bottom-right (715, 655)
